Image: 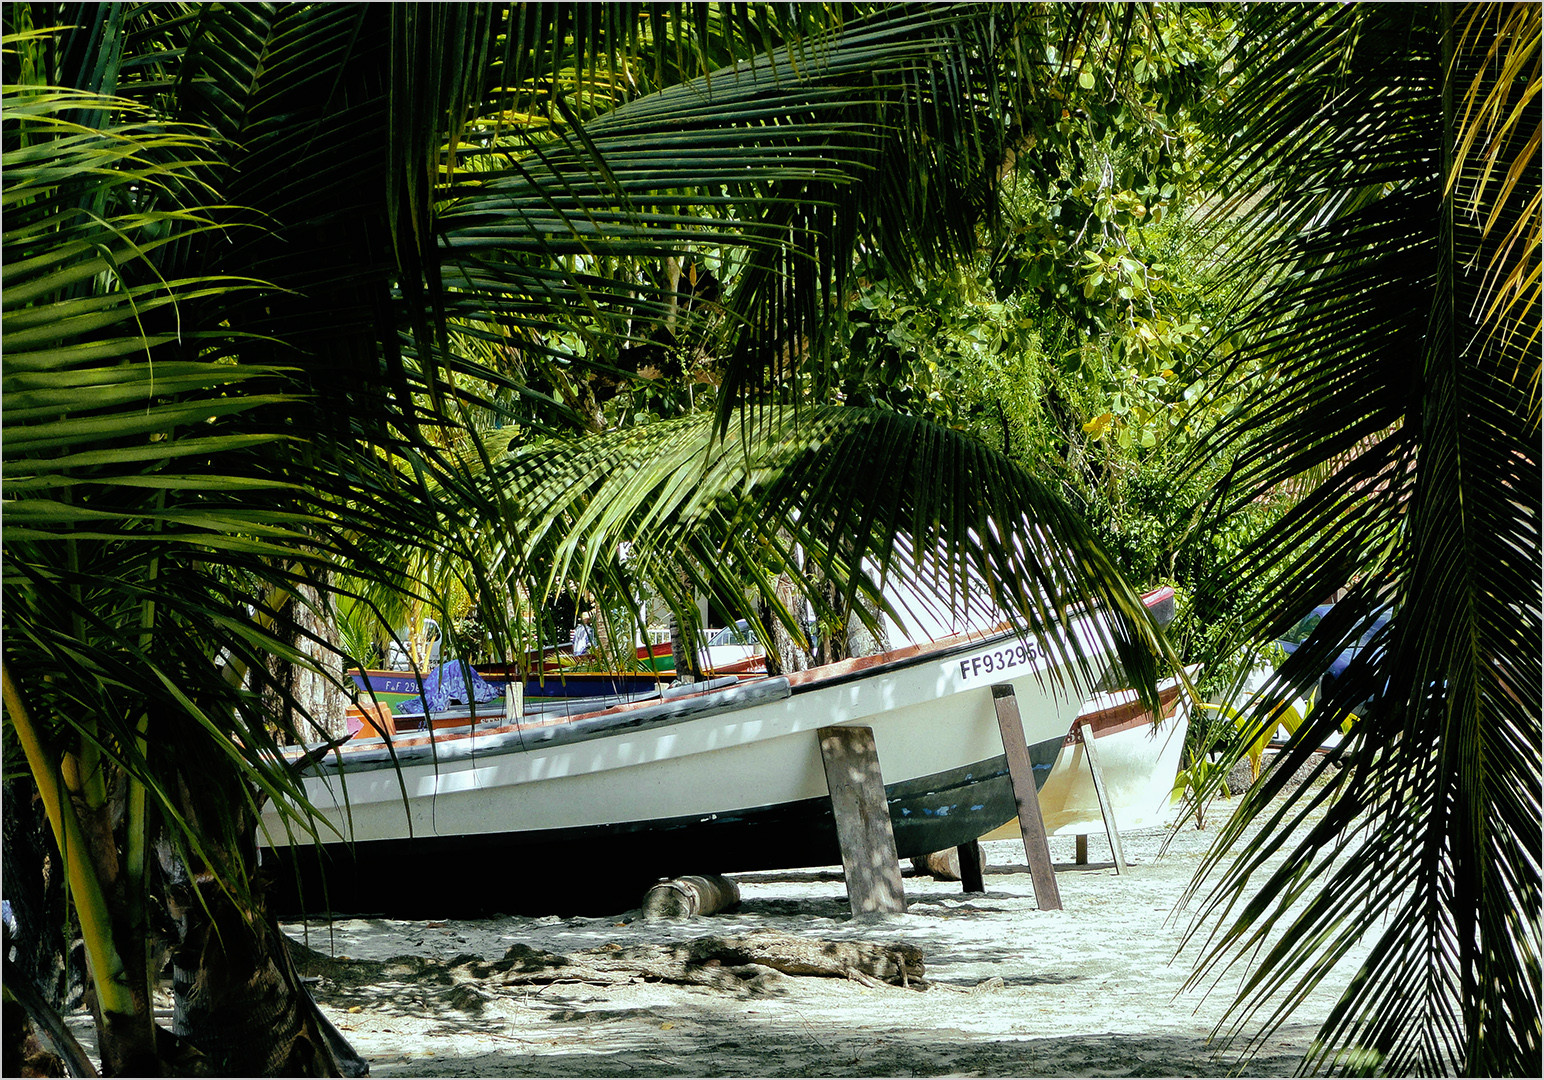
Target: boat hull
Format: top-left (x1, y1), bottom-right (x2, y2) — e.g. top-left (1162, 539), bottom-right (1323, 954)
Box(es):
top-left (984, 678), bottom-right (1191, 841)
top-left (1034, 680), bottom-right (1190, 835)
top-left (264, 591), bottom-right (1177, 918)
top-left (265, 617), bottom-right (1109, 917)
top-left (262, 744), bottom-right (1058, 917)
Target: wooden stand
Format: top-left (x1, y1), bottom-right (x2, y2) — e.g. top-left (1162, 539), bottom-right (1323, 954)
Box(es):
top-left (817, 725), bottom-right (906, 916)
top-left (1062, 723), bottom-right (1136, 877)
top-left (991, 684), bottom-right (1063, 911)
top-left (957, 840), bottom-right (985, 894)
top-left (1074, 723), bottom-right (1136, 877)
top-left (1075, 720), bottom-right (1128, 874)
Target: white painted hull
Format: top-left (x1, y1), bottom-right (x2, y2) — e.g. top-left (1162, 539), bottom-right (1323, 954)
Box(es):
top-left (260, 588), bottom-right (1177, 915)
top-left (1034, 681), bottom-right (1192, 836)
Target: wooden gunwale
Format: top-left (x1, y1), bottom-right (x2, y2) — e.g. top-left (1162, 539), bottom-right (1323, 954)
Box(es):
top-left (305, 588), bottom-right (1177, 766)
top-left (1062, 682), bottom-right (1184, 747)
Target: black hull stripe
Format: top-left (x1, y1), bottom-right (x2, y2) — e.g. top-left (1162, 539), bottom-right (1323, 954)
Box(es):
top-left (265, 741), bottom-right (1062, 919)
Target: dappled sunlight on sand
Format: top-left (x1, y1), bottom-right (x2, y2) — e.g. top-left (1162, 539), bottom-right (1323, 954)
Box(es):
top-left (279, 783), bottom-right (1370, 1077)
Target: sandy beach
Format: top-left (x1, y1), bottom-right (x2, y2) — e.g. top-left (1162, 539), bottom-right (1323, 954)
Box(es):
top-left (280, 772), bottom-right (1365, 1078)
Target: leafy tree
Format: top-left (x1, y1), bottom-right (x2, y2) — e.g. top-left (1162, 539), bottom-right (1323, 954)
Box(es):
top-left (2, 5), bottom-right (1166, 1073)
top-left (824, 6), bottom-right (1282, 711)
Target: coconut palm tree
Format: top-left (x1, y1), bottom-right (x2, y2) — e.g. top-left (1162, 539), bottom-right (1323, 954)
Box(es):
top-left (1170, 4), bottom-right (1540, 1075)
top-left (471, 6), bottom-right (1542, 1076)
top-left (3, 3), bottom-right (1535, 1077)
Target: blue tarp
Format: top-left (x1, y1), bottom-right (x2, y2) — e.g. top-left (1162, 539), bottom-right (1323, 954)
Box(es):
top-left (394, 660), bottom-right (503, 716)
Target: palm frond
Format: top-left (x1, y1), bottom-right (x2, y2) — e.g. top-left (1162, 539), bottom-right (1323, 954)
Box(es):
top-left (1450, 2), bottom-right (1541, 374)
top-left (1176, 6), bottom-right (1541, 1075)
top-left (481, 406), bottom-right (1177, 705)
top-left (430, 6), bottom-right (1037, 426)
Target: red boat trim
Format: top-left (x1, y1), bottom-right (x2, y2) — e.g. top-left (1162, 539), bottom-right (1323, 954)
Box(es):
top-left (1062, 682), bottom-right (1184, 747)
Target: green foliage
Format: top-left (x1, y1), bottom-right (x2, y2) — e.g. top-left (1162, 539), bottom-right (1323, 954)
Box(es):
top-left (1170, 749), bottom-right (1232, 830)
top-left (825, 4), bottom-right (1286, 698)
top-left (3, 4), bottom-right (1535, 1077)
top-left (484, 404), bottom-right (1172, 701)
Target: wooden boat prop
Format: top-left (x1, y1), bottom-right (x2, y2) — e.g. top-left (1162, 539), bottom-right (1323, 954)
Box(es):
top-left (1036, 676), bottom-right (1191, 835)
top-left (982, 674), bottom-right (1191, 845)
top-left (264, 588), bottom-right (1175, 918)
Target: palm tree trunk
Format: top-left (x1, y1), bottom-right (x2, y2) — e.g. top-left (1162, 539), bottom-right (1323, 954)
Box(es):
top-left (668, 610), bottom-right (702, 684)
top-left (3, 668), bottom-right (159, 1075)
top-left (261, 564), bottom-right (348, 744)
top-left (159, 779), bottom-right (364, 1077)
top-left (2, 783), bottom-right (77, 1078)
top-left (845, 608), bottom-right (890, 657)
top-left (163, 888), bottom-right (363, 1076)
top-left (807, 553), bottom-right (888, 665)
top-left (758, 541), bottom-right (812, 676)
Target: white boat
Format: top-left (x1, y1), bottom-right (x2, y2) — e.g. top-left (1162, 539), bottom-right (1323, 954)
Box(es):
top-left (1023, 674), bottom-right (1192, 837)
top-left (260, 588), bottom-right (1175, 917)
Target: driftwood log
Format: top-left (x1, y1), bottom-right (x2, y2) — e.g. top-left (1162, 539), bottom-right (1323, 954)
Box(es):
top-left (291, 929), bottom-right (926, 1007)
top-left (484, 932), bottom-right (923, 990)
top-left (641, 875), bottom-right (741, 918)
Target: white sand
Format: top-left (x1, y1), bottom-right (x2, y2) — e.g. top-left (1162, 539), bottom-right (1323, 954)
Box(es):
top-left (285, 783), bottom-right (1368, 1078)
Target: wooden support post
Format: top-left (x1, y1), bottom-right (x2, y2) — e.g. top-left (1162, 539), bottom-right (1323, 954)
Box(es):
top-left (817, 725), bottom-right (906, 916)
top-left (1075, 834), bottom-right (1089, 865)
top-left (990, 684), bottom-right (1062, 911)
top-left (957, 841), bottom-right (985, 894)
top-left (1077, 720), bottom-right (1128, 875)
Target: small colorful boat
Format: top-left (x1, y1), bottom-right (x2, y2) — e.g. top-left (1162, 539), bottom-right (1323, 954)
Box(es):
top-left (349, 635), bottom-right (765, 715)
top-left (348, 664), bottom-right (672, 712)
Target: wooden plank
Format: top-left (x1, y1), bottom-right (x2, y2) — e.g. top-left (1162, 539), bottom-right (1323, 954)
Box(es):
top-left (991, 684), bottom-right (1063, 911)
top-left (817, 726), bottom-right (906, 916)
top-left (1078, 720), bottom-right (1128, 875)
top-left (957, 841), bottom-right (985, 894)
